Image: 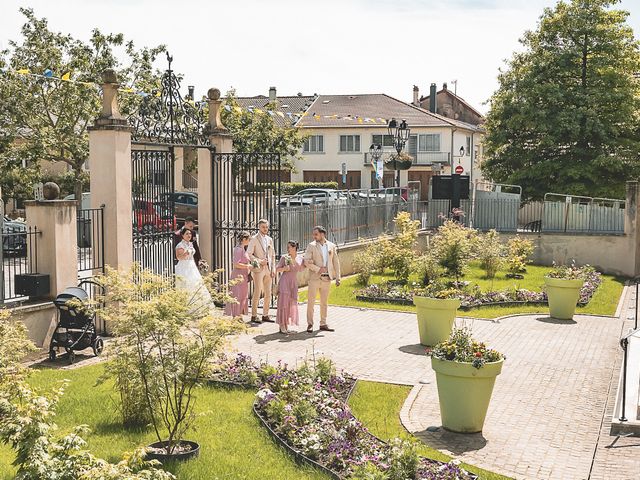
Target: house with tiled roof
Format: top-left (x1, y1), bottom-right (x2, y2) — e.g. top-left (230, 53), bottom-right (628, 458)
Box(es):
top-left (293, 92), bottom-right (484, 199)
top-left (417, 83), bottom-right (484, 126)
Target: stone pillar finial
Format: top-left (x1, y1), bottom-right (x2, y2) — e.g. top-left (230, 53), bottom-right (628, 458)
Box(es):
top-left (207, 87), bottom-right (228, 134)
top-left (99, 69), bottom-right (123, 121)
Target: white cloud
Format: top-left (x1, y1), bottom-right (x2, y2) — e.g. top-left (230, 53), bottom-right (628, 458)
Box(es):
top-left (1, 0), bottom-right (638, 114)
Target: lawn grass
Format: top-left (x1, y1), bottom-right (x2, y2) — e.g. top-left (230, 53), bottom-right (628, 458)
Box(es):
top-left (300, 262), bottom-right (625, 319)
top-left (0, 364), bottom-right (329, 480)
top-left (348, 380), bottom-right (513, 480)
top-left (0, 366), bottom-right (508, 479)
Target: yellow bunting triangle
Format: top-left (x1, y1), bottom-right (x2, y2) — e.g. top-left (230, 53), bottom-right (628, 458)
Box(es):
top-left (16, 68), bottom-right (30, 75)
top-left (61, 72), bottom-right (71, 81)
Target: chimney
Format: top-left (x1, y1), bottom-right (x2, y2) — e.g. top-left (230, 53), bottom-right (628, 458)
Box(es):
top-left (187, 85), bottom-right (195, 100)
top-left (412, 85), bottom-right (419, 106)
top-left (269, 86), bottom-right (277, 102)
top-left (429, 83), bottom-right (437, 113)
top-left (443, 82), bottom-right (447, 91)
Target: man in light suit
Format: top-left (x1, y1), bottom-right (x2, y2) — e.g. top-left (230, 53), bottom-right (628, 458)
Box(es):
top-left (247, 219), bottom-right (276, 323)
top-left (304, 225), bottom-right (341, 333)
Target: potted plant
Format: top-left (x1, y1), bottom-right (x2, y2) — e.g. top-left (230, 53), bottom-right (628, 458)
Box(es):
top-left (429, 328), bottom-right (505, 433)
top-left (413, 287), bottom-right (461, 346)
top-left (96, 267), bottom-right (243, 463)
top-left (544, 262), bottom-right (593, 320)
top-left (384, 151), bottom-right (414, 170)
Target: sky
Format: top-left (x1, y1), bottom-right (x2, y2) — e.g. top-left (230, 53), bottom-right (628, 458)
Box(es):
top-left (0, 0), bottom-right (639, 114)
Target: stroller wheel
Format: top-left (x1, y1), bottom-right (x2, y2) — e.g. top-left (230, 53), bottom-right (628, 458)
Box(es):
top-left (92, 337), bottom-right (104, 357)
top-left (68, 350), bottom-right (76, 364)
top-left (48, 348), bottom-right (57, 362)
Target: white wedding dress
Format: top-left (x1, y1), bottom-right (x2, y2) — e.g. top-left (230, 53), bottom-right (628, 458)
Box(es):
top-left (175, 240), bottom-right (212, 314)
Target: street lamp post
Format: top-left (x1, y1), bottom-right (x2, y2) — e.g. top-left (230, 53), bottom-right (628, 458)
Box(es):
top-left (369, 144), bottom-right (383, 189)
top-left (386, 118), bottom-right (411, 188)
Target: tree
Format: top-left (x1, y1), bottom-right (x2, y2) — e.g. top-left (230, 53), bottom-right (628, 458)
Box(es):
top-left (482, 0), bottom-right (640, 200)
top-left (0, 8), bottom-right (165, 205)
top-left (222, 92), bottom-right (307, 170)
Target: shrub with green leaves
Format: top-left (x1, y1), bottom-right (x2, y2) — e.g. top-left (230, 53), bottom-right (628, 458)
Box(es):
top-left (431, 220), bottom-right (478, 283)
top-left (479, 229), bottom-right (504, 279)
top-left (380, 212), bottom-right (420, 282)
top-left (506, 235), bottom-right (535, 276)
top-left (353, 241), bottom-right (385, 285)
top-left (412, 251), bottom-right (443, 286)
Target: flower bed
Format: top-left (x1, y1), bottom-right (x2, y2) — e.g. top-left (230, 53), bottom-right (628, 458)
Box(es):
top-left (356, 269), bottom-right (602, 311)
top-left (214, 354), bottom-right (475, 480)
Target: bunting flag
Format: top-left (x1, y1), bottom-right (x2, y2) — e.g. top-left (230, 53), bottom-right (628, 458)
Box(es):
top-left (0, 66), bottom-right (394, 124)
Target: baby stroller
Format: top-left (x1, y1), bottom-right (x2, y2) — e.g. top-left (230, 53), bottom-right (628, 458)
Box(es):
top-left (49, 286), bottom-right (104, 364)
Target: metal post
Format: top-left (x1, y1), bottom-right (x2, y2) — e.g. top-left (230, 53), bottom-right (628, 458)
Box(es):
top-left (620, 336), bottom-right (629, 422)
top-left (635, 280), bottom-right (639, 330)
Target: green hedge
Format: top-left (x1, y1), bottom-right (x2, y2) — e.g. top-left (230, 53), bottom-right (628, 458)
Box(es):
top-left (282, 182), bottom-right (338, 195)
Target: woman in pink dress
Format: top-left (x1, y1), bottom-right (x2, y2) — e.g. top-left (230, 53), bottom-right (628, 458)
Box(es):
top-left (225, 231), bottom-right (251, 319)
top-left (276, 241), bottom-right (306, 334)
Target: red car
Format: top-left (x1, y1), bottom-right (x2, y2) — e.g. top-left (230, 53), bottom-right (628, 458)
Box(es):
top-left (133, 199), bottom-right (176, 233)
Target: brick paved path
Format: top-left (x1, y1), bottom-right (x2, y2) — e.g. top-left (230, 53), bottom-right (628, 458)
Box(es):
top-left (232, 298), bottom-right (635, 480)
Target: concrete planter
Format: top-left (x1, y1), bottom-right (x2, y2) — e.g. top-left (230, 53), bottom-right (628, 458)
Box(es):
top-left (413, 296), bottom-right (461, 346)
top-left (431, 357), bottom-right (504, 433)
top-left (544, 277), bottom-right (584, 320)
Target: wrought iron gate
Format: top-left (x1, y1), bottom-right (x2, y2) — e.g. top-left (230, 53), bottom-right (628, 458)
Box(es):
top-left (131, 147), bottom-right (176, 275)
top-left (211, 153), bottom-right (282, 279)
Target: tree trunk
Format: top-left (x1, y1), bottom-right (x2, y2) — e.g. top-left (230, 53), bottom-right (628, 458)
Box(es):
top-left (73, 167), bottom-right (84, 210)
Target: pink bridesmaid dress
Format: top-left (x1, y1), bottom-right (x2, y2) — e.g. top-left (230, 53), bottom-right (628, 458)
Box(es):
top-left (276, 255), bottom-right (305, 330)
top-left (225, 246), bottom-right (250, 317)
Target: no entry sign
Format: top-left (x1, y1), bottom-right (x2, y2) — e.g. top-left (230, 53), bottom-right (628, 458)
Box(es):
top-left (454, 165), bottom-right (464, 174)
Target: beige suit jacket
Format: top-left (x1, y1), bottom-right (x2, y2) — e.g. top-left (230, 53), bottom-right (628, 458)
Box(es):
top-left (304, 240), bottom-right (341, 281)
top-left (247, 233), bottom-right (276, 273)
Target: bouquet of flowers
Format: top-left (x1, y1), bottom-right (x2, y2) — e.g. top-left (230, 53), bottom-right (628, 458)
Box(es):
top-left (198, 259), bottom-right (209, 273)
top-left (284, 254), bottom-right (294, 266)
top-left (251, 259), bottom-right (261, 270)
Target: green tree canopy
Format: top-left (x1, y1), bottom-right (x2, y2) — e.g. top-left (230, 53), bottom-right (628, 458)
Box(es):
top-left (0, 8), bottom-right (165, 204)
top-left (222, 92), bottom-right (307, 170)
top-left (482, 0), bottom-right (640, 200)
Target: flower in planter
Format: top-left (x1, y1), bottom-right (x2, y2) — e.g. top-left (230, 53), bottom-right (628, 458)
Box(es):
top-left (547, 261), bottom-right (595, 280)
top-left (430, 328), bottom-right (504, 369)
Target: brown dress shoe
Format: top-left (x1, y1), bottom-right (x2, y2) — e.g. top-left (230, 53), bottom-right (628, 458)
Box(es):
top-left (306, 326), bottom-right (313, 333)
top-left (319, 325), bottom-right (335, 332)
top-left (262, 315), bottom-right (274, 323)
top-left (251, 316), bottom-right (262, 323)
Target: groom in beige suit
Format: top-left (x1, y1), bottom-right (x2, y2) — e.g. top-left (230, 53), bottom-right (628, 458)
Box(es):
top-left (247, 219), bottom-right (276, 323)
top-left (304, 225), bottom-right (341, 333)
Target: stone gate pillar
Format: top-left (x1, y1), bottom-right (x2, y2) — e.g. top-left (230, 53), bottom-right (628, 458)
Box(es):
top-left (88, 70), bottom-right (133, 271)
top-left (198, 88), bottom-right (233, 266)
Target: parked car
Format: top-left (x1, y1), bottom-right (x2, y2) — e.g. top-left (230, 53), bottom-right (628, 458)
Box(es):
top-left (63, 193), bottom-right (91, 210)
top-left (2, 215), bottom-right (27, 256)
top-left (133, 199), bottom-right (176, 233)
top-left (373, 187), bottom-right (409, 202)
top-left (158, 192), bottom-right (198, 222)
top-left (280, 188), bottom-right (347, 206)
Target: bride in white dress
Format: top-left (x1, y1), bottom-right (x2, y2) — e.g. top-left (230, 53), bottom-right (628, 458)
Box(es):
top-left (175, 228), bottom-right (212, 314)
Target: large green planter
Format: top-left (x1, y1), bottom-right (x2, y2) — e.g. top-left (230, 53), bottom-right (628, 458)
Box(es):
top-left (431, 357), bottom-right (503, 433)
top-left (413, 297), bottom-right (460, 346)
top-left (544, 277), bottom-right (584, 320)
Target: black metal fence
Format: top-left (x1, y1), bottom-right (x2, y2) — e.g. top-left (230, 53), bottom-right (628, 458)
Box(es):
top-left (1, 226), bottom-right (41, 303)
top-left (77, 207), bottom-right (105, 278)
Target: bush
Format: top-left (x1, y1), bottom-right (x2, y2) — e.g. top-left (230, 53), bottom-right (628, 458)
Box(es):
top-left (96, 266), bottom-right (244, 454)
top-left (353, 240), bottom-right (386, 285)
top-left (281, 182), bottom-right (339, 195)
top-left (506, 235), bottom-right (535, 276)
top-left (412, 251), bottom-right (443, 286)
top-left (380, 212), bottom-right (420, 282)
top-left (479, 229), bottom-right (504, 279)
top-left (41, 170), bottom-right (90, 197)
top-left (431, 220), bottom-right (478, 283)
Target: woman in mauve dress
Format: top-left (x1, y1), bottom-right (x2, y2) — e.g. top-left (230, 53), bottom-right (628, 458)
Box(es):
top-left (275, 241), bottom-right (306, 334)
top-left (225, 231), bottom-right (251, 319)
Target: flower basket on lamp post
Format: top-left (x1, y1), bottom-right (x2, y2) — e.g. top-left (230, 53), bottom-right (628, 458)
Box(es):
top-left (384, 151), bottom-right (414, 171)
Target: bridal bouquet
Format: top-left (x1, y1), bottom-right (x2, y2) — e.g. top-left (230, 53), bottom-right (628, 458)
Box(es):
top-left (198, 259), bottom-right (209, 273)
top-left (251, 259), bottom-right (261, 270)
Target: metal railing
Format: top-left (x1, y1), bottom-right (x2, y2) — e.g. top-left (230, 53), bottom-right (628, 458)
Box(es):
top-left (618, 279), bottom-right (640, 423)
top-left (363, 151), bottom-right (451, 165)
top-left (1, 226), bottom-right (41, 303)
top-left (77, 207), bottom-right (105, 278)
top-left (182, 170), bottom-right (198, 191)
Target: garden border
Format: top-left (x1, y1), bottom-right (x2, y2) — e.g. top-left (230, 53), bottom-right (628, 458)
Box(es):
top-left (208, 374), bottom-right (478, 480)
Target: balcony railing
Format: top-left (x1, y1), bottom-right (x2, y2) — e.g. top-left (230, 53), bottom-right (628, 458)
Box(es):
top-left (364, 151), bottom-right (451, 166)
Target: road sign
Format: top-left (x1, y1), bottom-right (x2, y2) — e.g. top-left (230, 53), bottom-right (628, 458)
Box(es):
top-left (454, 165), bottom-right (464, 174)
top-left (341, 162), bottom-right (347, 184)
